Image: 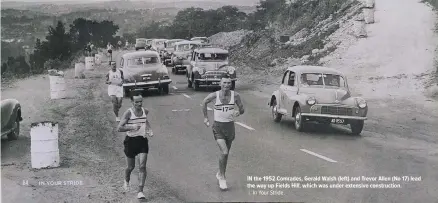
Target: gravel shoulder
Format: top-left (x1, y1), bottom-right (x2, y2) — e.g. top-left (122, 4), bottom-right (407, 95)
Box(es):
top-left (1, 51), bottom-right (184, 203)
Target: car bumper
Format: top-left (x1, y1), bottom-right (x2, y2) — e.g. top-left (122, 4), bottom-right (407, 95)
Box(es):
top-left (174, 65), bottom-right (189, 70)
top-left (123, 79), bottom-right (172, 88)
top-left (195, 78), bottom-right (237, 86)
top-left (300, 113), bottom-right (367, 120)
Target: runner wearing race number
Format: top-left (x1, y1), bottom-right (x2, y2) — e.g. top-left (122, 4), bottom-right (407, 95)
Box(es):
top-left (106, 61), bottom-right (123, 121)
top-left (117, 94), bottom-right (153, 199)
top-left (201, 75), bottom-right (245, 190)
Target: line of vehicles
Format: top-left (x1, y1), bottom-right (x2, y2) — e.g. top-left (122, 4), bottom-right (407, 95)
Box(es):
top-left (120, 37), bottom-right (368, 135)
top-left (122, 37), bottom-right (236, 96)
top-left (1, 38), bottom-right (369, 142)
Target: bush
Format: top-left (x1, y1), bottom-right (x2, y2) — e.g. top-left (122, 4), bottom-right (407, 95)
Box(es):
top-left (44, 59), bottom-right (63, 70)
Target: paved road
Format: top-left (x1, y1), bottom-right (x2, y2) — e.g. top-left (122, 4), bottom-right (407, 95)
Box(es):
top-left (112, 51), bottom-right (438, 202)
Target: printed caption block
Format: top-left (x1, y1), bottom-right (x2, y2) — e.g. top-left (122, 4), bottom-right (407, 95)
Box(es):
top-left (245, 175), bottom-right (422, 196)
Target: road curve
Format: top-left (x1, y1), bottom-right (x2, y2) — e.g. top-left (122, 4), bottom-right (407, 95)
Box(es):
top-left (113, 50), bottom-right (438, 202)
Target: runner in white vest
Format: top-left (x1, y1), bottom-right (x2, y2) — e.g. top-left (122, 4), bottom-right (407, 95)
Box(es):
top-left (117, 94), bottom-right (153, 199)
top-left (201, 75), bottom-right (245, 190)
top-left (106, 61), bottom-right (124, 121)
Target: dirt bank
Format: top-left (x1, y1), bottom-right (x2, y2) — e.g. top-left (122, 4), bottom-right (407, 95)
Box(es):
top-left (1, 52), bottom-right (184, 203)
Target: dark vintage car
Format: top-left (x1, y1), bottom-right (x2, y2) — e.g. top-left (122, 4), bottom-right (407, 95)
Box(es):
top-left (186, 47), bottom-right (236, 91)
top-left (1, 99), bottom-right (23, 140)
top-left (120, 51), bottom-right (172, 95)
top-left (162, 39), bottom-right (184, 66)
top-left (268, 66), bottom-right (368, 135)
top-left (171, 40), bottom-right (202, 74)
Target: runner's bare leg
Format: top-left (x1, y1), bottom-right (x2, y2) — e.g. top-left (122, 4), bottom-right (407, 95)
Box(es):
top-left (216, 139), bottom-right (229, 178)
top-left (125, 157), bottom-right (135, 183)
top-left (137, 153), bottom-right (148, 192)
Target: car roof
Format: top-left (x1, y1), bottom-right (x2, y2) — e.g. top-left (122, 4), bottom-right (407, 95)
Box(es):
top-left (194, 47), bottom-right (228, 54)
top-left (122, 51), bottom-right (160, 59)
top-left (287, 65), bottom-right (344, 75)
top-left (191, 37), bottom-right (207, 39)
top-left (175, 40), bottom-right (202, 45)
top-left (166, 39), bottom-right (184, 43)
top-left (152, 39), bottom-right (167, 42)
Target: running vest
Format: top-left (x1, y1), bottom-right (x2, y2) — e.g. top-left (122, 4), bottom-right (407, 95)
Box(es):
top-left (214, 90), bottom-right (235, 122)
top-left (108, 69), bottom-right (122, 85)
top-left (126, 108), bottom-right (147, 137)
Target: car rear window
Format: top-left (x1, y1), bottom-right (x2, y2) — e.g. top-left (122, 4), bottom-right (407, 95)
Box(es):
top-left (127, 57), bottom-right (159, 66)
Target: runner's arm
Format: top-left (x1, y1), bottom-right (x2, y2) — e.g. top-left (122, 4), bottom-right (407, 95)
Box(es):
top-left (144, 108), bottom-right (151, 130)
top-left (120, 70), bottom-right (124, 85)
top-left (202, 92), bottom-right (216, 118)
top-left (117, 110), bottom-right (137, 132)
top-left (235, 92), bottom-right (245, 115)
top-left (105, 73), bottom-right (110, 84)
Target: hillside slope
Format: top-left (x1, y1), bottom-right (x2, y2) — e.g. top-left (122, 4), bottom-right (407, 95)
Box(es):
top-left (209, 0), bottom-right (438, 103)
top-left (320, 0), bottom-right (438, 102)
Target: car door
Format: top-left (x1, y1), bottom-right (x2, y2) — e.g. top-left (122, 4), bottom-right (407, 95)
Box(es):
top-left (188, 51), bottom-right (196, 81)
top-left (279, 71), bottom-right (290, 113)
top-left (281, 71), bottom-right (298, 115)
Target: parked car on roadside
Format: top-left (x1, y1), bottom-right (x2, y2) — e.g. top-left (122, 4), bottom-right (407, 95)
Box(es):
top-left (1, 99), bottom-right (23, 140)
top-left (268, 65), bottom-right (368, 135)
top-left (162, 39), bottom-right (184, 66)
top-left (186, 47), bottom-right (236, 91)
top-left (171, 40), bottom-right (202, 74)
top-left (119, 51), bottom-right (172, 95)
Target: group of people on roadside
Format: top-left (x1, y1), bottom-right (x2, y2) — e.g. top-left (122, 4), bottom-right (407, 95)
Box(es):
top-left (105, 60), bottom-right (245, 199)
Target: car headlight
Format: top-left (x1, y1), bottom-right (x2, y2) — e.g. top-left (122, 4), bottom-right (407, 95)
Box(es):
top-left (307, 97), bottom-right (316, 105)
top-left (356, 98), bottom-right (367, 108)
top-left (197, 67), bottom-right (205, 75)
top-left (227, 66), bottom-right (235, 74)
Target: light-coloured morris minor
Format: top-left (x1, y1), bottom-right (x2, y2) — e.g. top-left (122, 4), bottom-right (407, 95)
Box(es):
top-left (268, 65), bottom-right (368, 135)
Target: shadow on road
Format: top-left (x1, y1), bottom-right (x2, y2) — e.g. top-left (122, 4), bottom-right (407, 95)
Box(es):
top-left (276, 119), bottom-right (361, 139)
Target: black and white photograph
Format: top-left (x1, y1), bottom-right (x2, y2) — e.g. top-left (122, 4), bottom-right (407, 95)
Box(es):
top-left (1, 0), bottom-right (438, 202)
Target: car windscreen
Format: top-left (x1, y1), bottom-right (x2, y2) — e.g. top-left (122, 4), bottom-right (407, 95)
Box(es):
top-left (127, 57), bottom-right (159, 66)
top-left (176, 44), bottom-right (199, 51)
top-left (301, 73), bottom-right (346, 87)
top-left (198, 53), bottom-right (228, 61)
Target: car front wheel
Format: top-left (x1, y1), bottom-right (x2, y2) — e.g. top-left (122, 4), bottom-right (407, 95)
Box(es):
top-left (350, 120), bottom-right (364, 135)
top-left (271, 99), bottom-right (282, 122)
top-left (160, 84), bottom-right (169, 95)
top-left (193, 80), bottom-right (200, 91)
top-left (294, 106), bottom-right (305, 132)
top-left (8, 120), bottom-right (20, 140)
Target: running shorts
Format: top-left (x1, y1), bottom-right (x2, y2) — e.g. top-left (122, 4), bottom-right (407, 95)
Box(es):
top-left (108, 85), bottom-right (123, 98)
top-left (212, 121), bottom-right (235, 141)
top-left (123, 136), bottom-right (149, 158)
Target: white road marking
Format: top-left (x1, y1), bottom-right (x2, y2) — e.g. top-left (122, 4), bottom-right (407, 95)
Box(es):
top-left (235, 122), bottom-right (255, 131)
top-left (300, 149), bottom-right (338, 163)
top-left (182, 94), bottom-right (192, 99)
top-left (172, 109), bottom-right (191, 112)
top-left (199, 104), bottom-right (213, 111)
top-left (172, 86), bottom-right (178, 90)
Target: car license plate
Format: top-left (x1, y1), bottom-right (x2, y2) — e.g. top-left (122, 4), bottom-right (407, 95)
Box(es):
top-left (331, 119), bottom-right (345, 124)
top-left (212, 82), bottom-right (219, 85)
